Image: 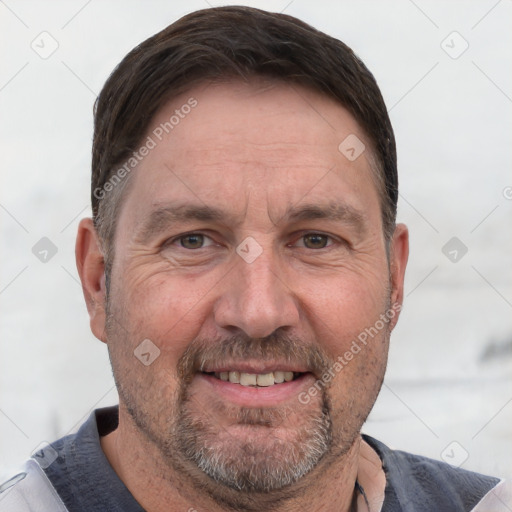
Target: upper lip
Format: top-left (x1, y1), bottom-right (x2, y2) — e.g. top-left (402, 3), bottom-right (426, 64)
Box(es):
top-left (200, 360), bottom-right (309, 374)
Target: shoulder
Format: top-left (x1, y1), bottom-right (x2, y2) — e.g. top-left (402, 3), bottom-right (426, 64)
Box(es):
top-left (363, 434), bottom-right (507, 512)
top-left (0, 459), bottom-right (68, 511)
top-left (0, 407), bottom-right (119, 512)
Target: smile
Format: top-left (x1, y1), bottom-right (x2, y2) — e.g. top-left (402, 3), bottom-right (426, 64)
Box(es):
top-left (204, 371), bottom-right (302, 387)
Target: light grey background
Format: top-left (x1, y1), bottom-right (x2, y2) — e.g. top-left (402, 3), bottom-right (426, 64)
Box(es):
top-left (1, 0), bottom-right (511, 478)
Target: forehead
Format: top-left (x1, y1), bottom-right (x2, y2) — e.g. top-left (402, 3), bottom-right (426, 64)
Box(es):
top-left (117, 79), bottom-right (381, 235)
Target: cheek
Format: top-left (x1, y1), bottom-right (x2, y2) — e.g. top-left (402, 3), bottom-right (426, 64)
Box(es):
top-left (300, 262), bottom-right (391, 412)
top-left (302, 266), bottom-right (390, 358)
top-left (115, 266), bottom-right (221, 360)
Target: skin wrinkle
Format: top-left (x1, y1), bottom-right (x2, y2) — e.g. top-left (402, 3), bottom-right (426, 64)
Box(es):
top-left (77, 80), bottom-right (409, 512)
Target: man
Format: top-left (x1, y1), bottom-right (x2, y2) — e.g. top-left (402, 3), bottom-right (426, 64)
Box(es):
top-left (0, 6), bottom-right (510, 512)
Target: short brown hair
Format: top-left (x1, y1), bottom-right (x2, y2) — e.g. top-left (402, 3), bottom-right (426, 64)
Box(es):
top-left (92, 6), bottom-right (397, 279)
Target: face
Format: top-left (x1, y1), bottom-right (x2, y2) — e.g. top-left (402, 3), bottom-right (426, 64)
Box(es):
top-left (99, 80), bottom-right (407, 503)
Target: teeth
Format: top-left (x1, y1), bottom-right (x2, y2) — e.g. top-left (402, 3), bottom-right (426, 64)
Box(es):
top-left (213, 371), bottom-right (300, 386)
top-left (274, 371), bottom-right (285, 383)
top-left (229, 371), bottom-right (240, 383)
top-left (256, 373), bottom-right (274, 387)
top-left (240, 373), bottom-right (257, 386)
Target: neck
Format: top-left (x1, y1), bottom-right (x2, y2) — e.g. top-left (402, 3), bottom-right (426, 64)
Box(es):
top-left (101, 409), bottom-right (376, 512)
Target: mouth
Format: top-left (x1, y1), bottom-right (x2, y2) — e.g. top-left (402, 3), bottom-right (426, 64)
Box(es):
top-left (194, 361), bottom-right (317, 407)
top-left (203, 370), bottom-right (303, 387)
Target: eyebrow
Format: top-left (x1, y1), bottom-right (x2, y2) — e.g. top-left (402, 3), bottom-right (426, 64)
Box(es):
top-left (285, 203), bottom-right (366, 228)
top-left (135, 201), bottom-right (367, 244)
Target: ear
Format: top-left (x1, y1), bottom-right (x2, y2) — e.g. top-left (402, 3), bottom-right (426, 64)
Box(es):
top-left (388, 223), bottom-right (409, 329)
top-left (76, 218), bottom-right (108, 343)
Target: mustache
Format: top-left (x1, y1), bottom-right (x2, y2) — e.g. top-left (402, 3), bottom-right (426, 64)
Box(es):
top-left (177, 331), bottom-right (333, 382)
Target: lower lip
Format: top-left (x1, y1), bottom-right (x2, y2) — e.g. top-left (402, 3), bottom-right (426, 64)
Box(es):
top-left (195, 373), bottom-right (317, 407)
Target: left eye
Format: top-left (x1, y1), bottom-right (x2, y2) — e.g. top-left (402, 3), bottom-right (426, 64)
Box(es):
top-left (295, 233), bottom-right (333, 249)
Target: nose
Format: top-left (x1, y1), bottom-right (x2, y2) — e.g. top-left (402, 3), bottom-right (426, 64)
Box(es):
top-left (213, 248), bottom-right (300, 338)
